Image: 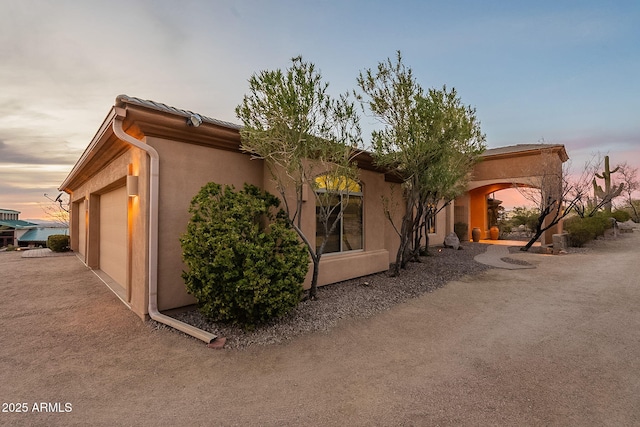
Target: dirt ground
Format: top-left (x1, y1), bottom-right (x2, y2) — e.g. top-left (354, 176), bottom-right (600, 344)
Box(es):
top-left (1, 231), bottom-right (639, 426)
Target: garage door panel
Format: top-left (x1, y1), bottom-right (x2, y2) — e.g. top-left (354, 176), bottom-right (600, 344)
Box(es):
top-left (99, 187), bottom-right (127, 288)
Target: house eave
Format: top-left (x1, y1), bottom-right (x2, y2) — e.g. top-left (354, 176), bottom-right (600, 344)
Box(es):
top-left (482, 144), bottom-right (569, 163)
top-left (59, 94), bottom-right (405, 192)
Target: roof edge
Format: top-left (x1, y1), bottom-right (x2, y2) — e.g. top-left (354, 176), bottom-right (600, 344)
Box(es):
top-left (115, 95), bottom-right (242, 131)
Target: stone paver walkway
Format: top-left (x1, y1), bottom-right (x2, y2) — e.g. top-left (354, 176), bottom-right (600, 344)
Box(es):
top-left (474, 244), bottom-right (536, 270)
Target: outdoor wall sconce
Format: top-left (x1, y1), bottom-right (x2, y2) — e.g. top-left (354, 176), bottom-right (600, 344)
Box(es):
top-left (127, 175), bottom-right (139, 197)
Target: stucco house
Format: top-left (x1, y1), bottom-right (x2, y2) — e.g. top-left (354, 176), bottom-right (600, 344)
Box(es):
top-left (59, 95), bottom-right (567, 342)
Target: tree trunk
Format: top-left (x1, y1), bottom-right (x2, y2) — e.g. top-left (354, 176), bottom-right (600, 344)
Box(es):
top-left (424, 231), bottom-right (430, 255)
top-left (393, 196), bottom-right (414, 275)
top-left (308, 255), bottom-right (320, 300)
top-left (520, 231), bottom-right (542, 251)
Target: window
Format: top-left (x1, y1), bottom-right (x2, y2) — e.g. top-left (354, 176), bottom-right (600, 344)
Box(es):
top-left (315, 176), bottom-right (363, 254)
top-left (426, 212), bottom-right (436, 234)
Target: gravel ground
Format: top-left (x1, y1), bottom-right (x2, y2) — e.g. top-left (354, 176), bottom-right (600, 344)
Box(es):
top-left (151, 242), bottom-right (493, 349)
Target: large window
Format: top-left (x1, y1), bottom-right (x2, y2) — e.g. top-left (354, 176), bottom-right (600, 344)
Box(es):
top-left (315, 176), bottom-right (363, 254)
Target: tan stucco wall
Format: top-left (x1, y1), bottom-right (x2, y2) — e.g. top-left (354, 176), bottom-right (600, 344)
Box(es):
top-left (148, 136), bottom-right (266, 312)
top-left (260, 163), bottom-right (398, 289)
top-left (466, 149), bottom-right (566, 242)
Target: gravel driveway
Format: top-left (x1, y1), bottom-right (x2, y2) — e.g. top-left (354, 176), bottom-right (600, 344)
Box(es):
top-left (1, 230), bottom-right (639, 426)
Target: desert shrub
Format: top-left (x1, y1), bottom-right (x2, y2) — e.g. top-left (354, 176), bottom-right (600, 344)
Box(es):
top-left (47, 235), bottom-right (70, 252)
top-left (611, 210), bottom-right (631, 223)
top-left (454, 222), bottom-right (468, 241)
top-left (180, 182), bottom-right (309, 329)
top-left (509, 206), bottom-right (539, 232)
top-left (564, 213), bottom-right (610, 247)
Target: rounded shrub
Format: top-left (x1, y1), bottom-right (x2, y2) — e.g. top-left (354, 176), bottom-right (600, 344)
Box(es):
top-left (564, 213), bottom-right (610, 247)
top-left (611, 210), bottom-right (631, 223)
top-left (180, 183), bottom-right (309, 329)
top-left (47, 234), bottom-right (70, 252)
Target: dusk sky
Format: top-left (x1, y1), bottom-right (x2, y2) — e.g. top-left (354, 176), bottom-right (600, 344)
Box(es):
top-left (1, 0), bottom-right (639, 218)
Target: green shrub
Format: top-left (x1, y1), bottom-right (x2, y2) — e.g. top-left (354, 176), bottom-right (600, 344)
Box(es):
top-left (611, 210), bottom-right (631, 222)
top-left (564, 214), bottom-right (610, 247)
top-left (47, 235), bottom-right (70, 252)
top-left (180, 182), bottom-right (309, 329)
top-left (509, 206), bottom-right (540, 232)
top-left (454, 222), bottom-right (468, 241)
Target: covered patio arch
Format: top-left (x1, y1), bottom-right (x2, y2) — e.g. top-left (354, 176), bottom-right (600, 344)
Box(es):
top-left (455, 144), bottom-right (569, 244)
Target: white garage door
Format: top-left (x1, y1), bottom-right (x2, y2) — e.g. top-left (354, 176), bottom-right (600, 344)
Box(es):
top-left (99, 186), bottom-right (127, 288)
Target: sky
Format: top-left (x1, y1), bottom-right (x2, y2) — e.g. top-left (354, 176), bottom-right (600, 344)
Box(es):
top-left (1, 0), bottom-right (639, 218)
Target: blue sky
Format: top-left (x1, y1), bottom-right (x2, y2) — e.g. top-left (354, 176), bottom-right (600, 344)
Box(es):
top-left (1, 0), bottom-right (638, 217)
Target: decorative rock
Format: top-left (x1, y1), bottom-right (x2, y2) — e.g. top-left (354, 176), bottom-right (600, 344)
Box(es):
top-left (552, 233), bottom-right (568, 255)
top-left (443, 232), bottom-right (460, 250)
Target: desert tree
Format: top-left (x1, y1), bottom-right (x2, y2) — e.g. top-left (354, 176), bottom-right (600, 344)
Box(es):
top-left (235, 56), bottom-right (362, 299)
top-left (356, 52), bottom-right (485, 274)
top-left (515, 151), bottom-right (585, 251)
top-left (42, 192), bottom-right (69, 227)
top-left (617, 162), bottom-right (639, 221)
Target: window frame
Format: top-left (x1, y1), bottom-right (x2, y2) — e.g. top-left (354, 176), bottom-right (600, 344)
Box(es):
top-left (314, 179), bottom-right (364, 255)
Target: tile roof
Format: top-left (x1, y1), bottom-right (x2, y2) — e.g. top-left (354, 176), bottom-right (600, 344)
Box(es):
top-left (0, 220), bottom-right (38, 229)
top-left (19, 227), bottom-right (69, 242)
top-left (116, 95), bottom-right (242, 131)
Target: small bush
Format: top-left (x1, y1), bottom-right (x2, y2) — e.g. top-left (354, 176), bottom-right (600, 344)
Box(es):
top-left (47, 235), bottom-right (70, 252)
top-left (611, 210), bottom-right (631, 223)
top-left (180, 183), bottom-right (309, 329)
top-left (564, 213), bottom-right (610, 247)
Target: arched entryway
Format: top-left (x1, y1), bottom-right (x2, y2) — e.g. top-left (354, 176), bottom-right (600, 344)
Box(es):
top-left (455, 144), bottom-right (569, 244)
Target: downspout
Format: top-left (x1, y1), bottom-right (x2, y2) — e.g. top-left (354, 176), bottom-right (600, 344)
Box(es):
top-left (112, 111), bottom-right (218, 345)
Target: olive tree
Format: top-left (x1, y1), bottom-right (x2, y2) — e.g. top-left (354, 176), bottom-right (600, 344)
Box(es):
top-left (356, 52), bottom-right (485, 274)
top-left (235, 57), bottom-right (362, 299)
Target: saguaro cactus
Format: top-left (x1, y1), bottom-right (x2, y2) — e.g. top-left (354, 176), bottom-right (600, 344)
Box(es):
top-left (592, 155), bottom-right (623, 213)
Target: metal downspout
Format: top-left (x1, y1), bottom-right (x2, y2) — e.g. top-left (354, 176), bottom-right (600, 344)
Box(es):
top-left (112, 114), bottom-right (217, 345)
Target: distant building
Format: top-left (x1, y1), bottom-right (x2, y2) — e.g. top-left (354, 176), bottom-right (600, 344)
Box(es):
top-left (0, 208), bottom-right (69, 248)
top-left (0, 208), bottom-right (20, 221)
top-left (0, 209), bottom-right (36, 247)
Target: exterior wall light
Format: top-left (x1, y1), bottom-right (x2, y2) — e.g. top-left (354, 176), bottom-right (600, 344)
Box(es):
top-left (127, 175), bottom-right (139, 197)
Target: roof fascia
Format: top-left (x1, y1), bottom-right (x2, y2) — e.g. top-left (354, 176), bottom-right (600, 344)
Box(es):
top-left (482, 145), bottom-right (569, 163)
top-left (122, 104), bottom-right (243, 153)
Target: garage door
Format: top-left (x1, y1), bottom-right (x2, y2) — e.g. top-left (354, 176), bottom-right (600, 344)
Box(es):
top-left (99, 186), bottom-right (127, 288)
top-left (77, 200), bottom-right (86, 257)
